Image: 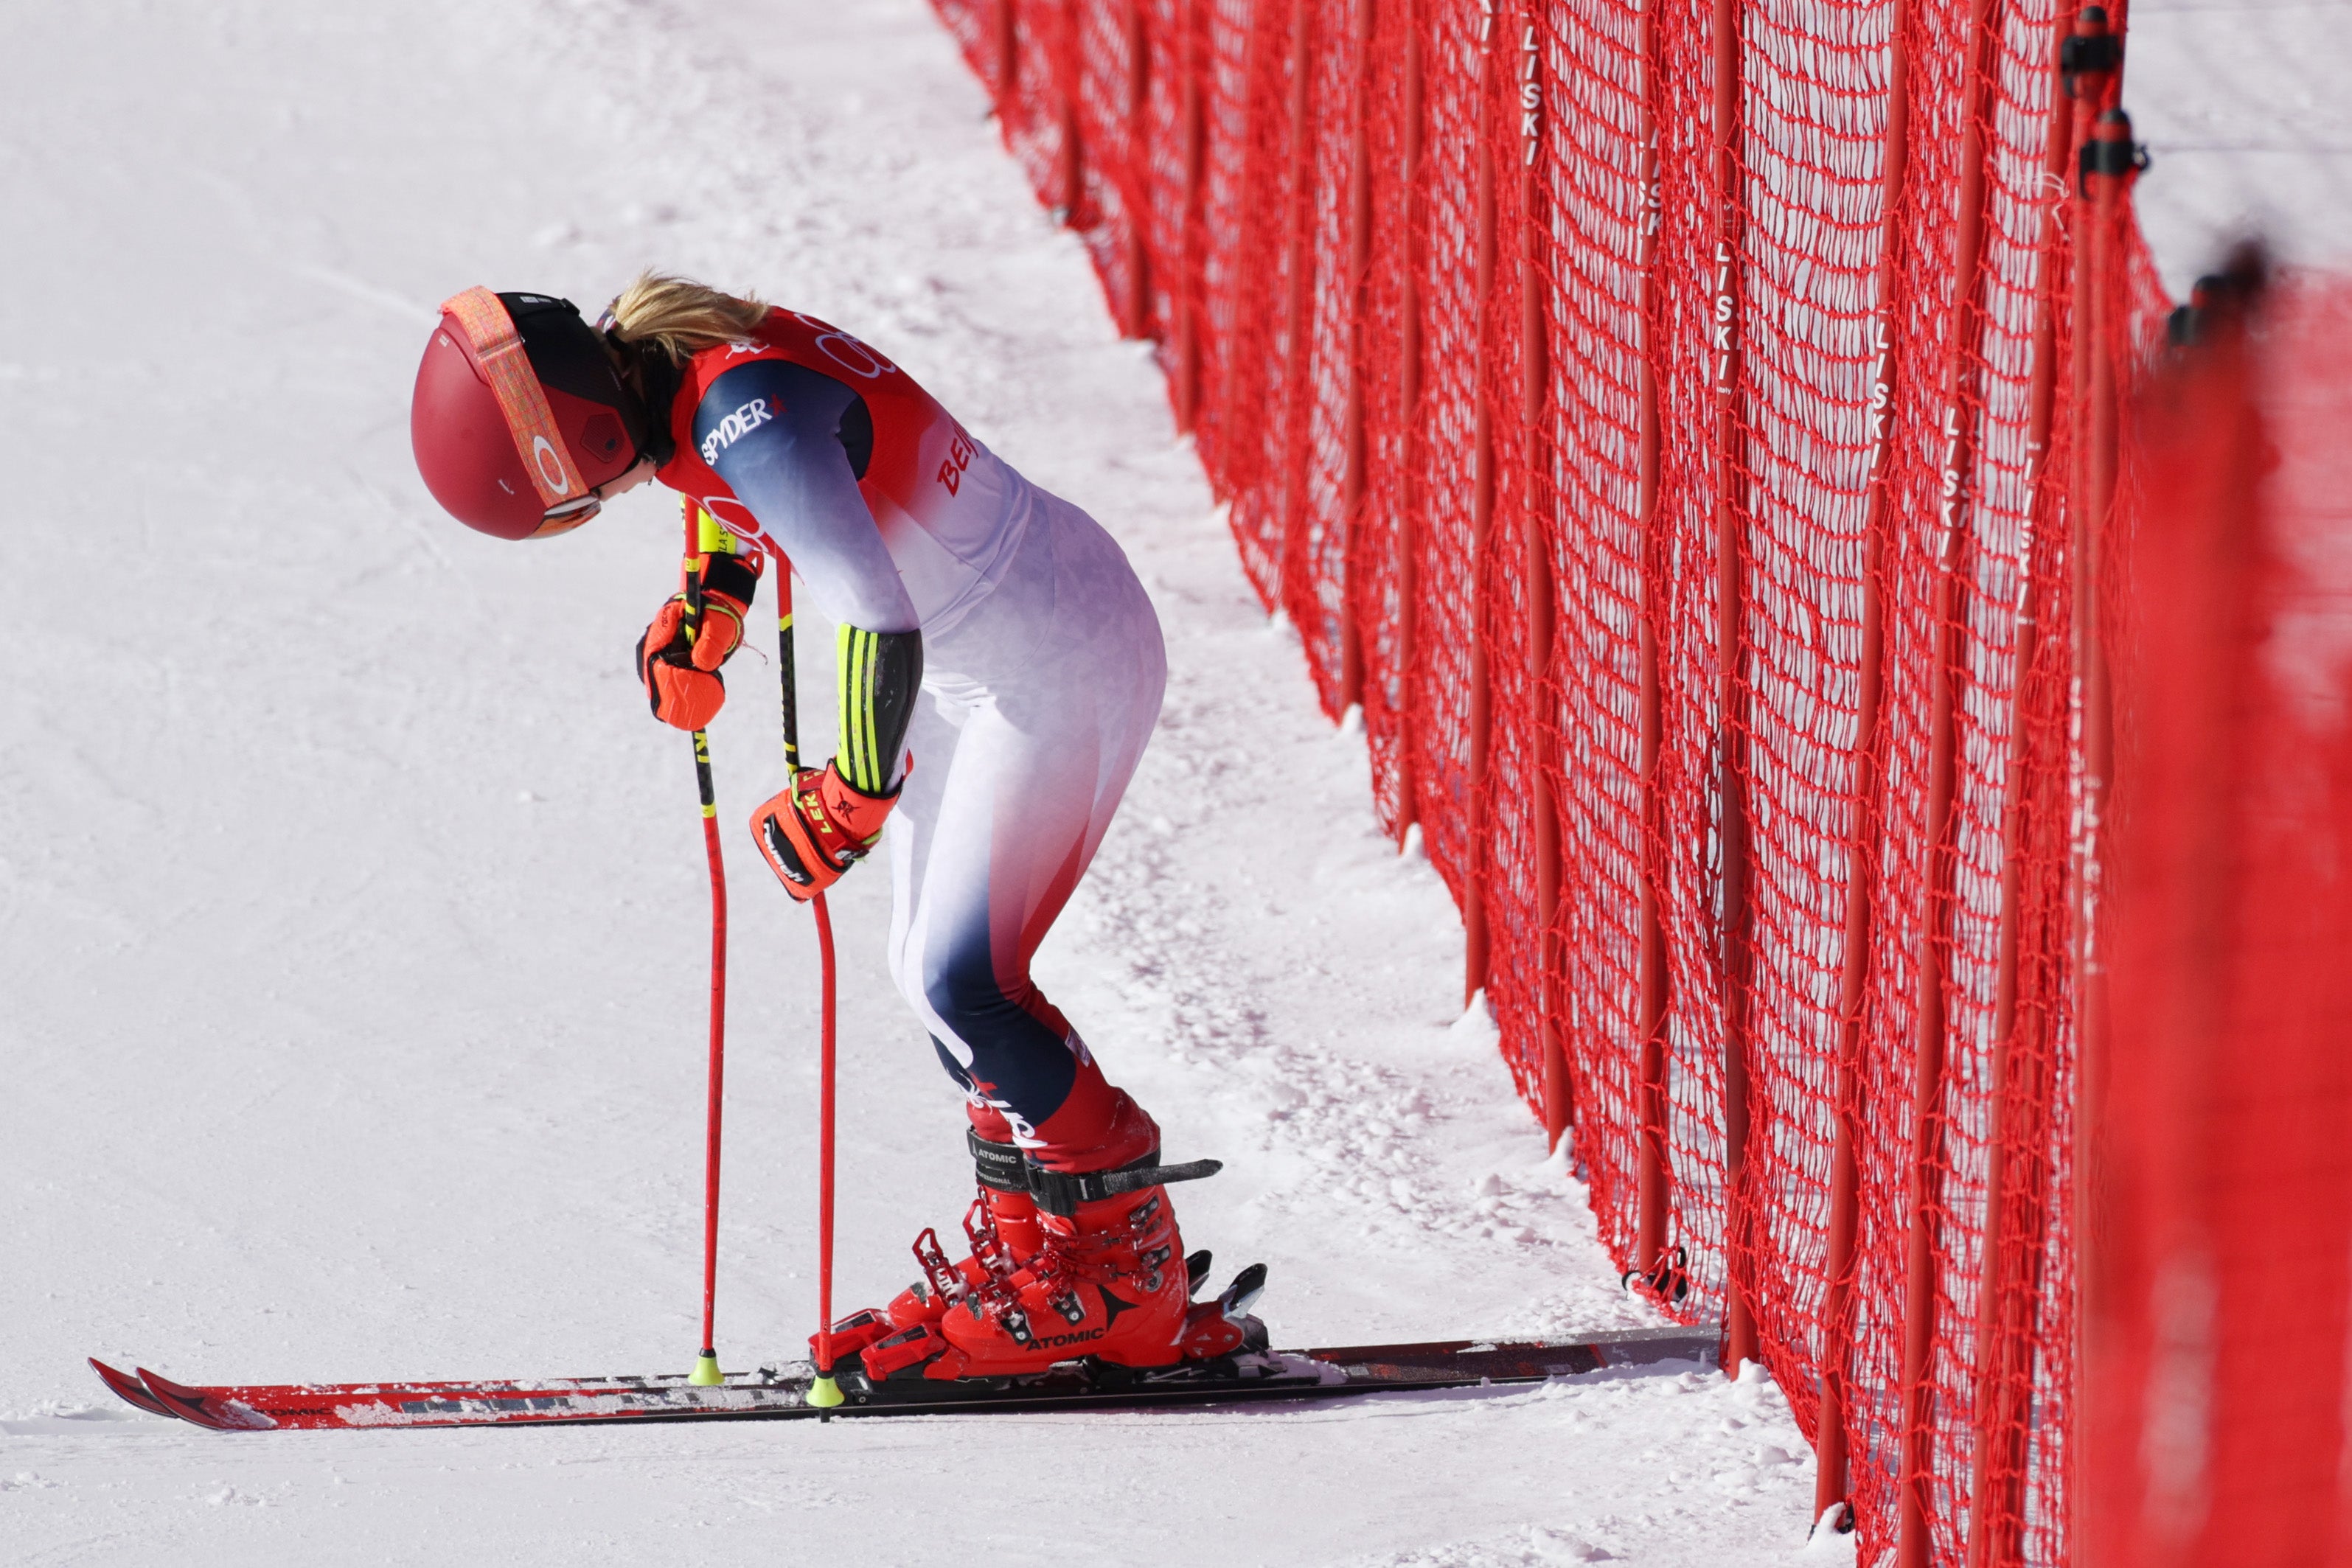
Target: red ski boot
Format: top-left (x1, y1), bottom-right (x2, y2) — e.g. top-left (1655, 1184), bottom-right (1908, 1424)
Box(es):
top-left (877, 1129), bottom-right (1043, 1331)
top-left (931, 1172), bottom-right (1193, 1376)
top-left (929, 1087), bottom-right (1237, 1379)
top-left (810, 1116), bottom-right (1047, 1373)
top-left (840, 1090), bottom-right (1239, 1381)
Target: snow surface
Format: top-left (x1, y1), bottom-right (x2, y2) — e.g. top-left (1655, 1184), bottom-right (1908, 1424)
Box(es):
top-left (0, 0), bottom-right (2311, 1561)
top-left (0, 1), bottom-right (1827, 1561)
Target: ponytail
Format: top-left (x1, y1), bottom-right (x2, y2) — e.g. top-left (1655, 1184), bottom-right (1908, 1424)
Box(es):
top-left (605, 271), bottom-right (770, 363)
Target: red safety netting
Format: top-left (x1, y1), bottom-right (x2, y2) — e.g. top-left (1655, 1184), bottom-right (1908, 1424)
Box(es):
top-left (919, 4), bottom-right (2236, 1564)
top-left (1401, 0), bottom-right (1485, 907)
top-left (1716, 0), bottom-right (1894, 1452)
top-left (1626, 0), bottom-right (1732, 1332)
top-left (2081, 272), bottom-right (2352, 1568)
top-left (1526, 0), bottom-right (1652, 1284)
top-left (1071, 0), bottom-right (1141, 331)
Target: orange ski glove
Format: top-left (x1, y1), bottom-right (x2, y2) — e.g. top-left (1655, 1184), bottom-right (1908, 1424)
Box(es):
top-left (750, 761), bottom-right (900, 902)
top-left (635, 552), bottom-right (762, 731)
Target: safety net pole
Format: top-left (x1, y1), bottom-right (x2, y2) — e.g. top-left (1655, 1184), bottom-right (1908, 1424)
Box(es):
top-left (1392, 7), bottom-right (1424, 849)
top-left (1632, 0), bottom-right (1674, 1295)
top-left (1515, 1), bottom-right (1568, 1151)
top-left (1956, 13), bottom-right (2091, 1558)
top-left (1121, 0), bottom-right (1150, 335)
top-left (1708, 0), bottom-right (1760, 1376)
top-left (1336, 0), bottom-right (1378, 717)
top-left (1172, 0), bottom-right (1205, 432)
top-left (1461, 1), bottom-right (1500, 1006)
top-left (1812, 0), bottom-right (1916, 1519)
top-left (1895, 0), bottom-right (2011, 1549)
top-left (1278, 0), bottom-right (1321, 662)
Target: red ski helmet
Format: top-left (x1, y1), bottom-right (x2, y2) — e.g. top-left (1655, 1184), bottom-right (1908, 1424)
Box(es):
top-left (410, 288), bottom-right (650, 540)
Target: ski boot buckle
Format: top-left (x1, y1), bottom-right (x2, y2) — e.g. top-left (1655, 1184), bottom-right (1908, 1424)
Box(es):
top-left (913, 1225), bottom-right (965, 1304)
top-left (961, 1199), bottom-right (1019, 1283)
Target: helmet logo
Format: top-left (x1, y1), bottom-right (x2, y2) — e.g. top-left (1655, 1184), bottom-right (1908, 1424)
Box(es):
top-left (532, 435), bottom-right (574, 496)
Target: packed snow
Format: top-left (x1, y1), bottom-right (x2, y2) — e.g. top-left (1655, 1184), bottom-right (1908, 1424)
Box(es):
top-left (0, 0), bottom-right (2320, 1563)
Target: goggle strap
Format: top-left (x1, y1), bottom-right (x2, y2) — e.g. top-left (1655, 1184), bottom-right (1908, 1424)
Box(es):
top-left (439, 288), bottom-right (588, 513)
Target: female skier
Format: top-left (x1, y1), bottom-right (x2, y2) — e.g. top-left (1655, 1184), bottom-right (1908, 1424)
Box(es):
top-left (407, 277), bottom-right (1236, 1381)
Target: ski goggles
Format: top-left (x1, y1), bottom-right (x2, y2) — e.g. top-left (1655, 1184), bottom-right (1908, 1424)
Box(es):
top-left (438, 287), bottom-right (600, 534)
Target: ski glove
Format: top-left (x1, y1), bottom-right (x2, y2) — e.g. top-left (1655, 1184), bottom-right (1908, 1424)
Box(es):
top-left (635, 551), bottom-right (762, 731)
top-left (750, 761), bottom-right (900, 902)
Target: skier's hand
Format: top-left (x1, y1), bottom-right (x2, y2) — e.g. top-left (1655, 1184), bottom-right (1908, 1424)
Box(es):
top-left (634, 552), bottom-right (762, 730)
top-left (749, 761), bottom-right (900, 902)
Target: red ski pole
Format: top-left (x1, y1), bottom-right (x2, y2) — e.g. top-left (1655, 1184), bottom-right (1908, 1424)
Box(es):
top-left (774, 565), bottom-right (846, 1412)
top-left (811, 889), bottom-right (841, 1411)
top-left (685, 502), bottom-right (731, 1389)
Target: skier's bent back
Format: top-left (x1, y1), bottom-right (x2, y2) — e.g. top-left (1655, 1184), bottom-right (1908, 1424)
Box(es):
top-left (408, 276), bottom-right (1239, 1379)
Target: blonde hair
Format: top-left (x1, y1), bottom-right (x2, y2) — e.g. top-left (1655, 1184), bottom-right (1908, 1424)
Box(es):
top-left (605, 271), bottom-right (770, 362)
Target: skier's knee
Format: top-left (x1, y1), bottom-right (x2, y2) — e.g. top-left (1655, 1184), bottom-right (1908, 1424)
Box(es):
top-left (921, 945), bottom-right (1012, 1037)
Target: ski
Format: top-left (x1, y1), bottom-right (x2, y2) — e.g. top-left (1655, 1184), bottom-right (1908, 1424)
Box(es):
top-left (88, 1356), bottom-right (175, 1418)
top-left (90, 1327), bottom-right (1715, 1432)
